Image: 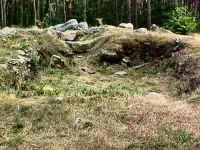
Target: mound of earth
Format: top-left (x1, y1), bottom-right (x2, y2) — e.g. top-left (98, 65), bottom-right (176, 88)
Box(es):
top-left (1, 23), bottom-right (200, 95)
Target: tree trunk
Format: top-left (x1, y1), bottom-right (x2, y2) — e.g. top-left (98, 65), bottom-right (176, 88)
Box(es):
top-left (133, 0), bottom-right (138, 28)
top-left (83, 0), bottom-right (87, 21)
top-left (115, 0), bottom-right (119, 25)
top-left (64, 0), bottom-right (67, 22)
top-left (147, 0), bottom-right (151, 29)
top-left (0, 0), bottom-right (4, 27)
top-left (127, 0), bottom-right (131, 23)
top-left (34, 0), bottom-right (37, 25)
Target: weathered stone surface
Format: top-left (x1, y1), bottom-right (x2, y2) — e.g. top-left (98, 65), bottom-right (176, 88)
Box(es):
top-left (150, 24), bottom-right (173, 33)
top-left (0, 27), bottom-right (17, 37)
top-left (150, 24), bottom-right (160, 31)
top-left (66, 39), bottom-right (98, 53)
top-left (122, 57), bottom-right (132, 66)
top-left (55, 19), bottom-right (79, 32)
top-left (62, 31), bottom-right (78, 41)
top-left (78, 22), bottom-right (89, 30)
top-left (114, 71), bottom-right (128, 76)
top-left (6, 49), bottom-right (39, 88)
top-left (87, 27), bottom-right (105, 34)
top-left (81, 67), bottom-right (96, 74)
top-left (99, 49), bottom-right (122, 63)
top-left (119, 23), bottom-right (134, 30)
top-left (134, 28), bottom-right (148, 33)
top-left (49, 55), bottom-right (65, 68)
top-left (17, 50), bottom-right (27, 56)
top-left (0, 64), bottom-right (7, 70)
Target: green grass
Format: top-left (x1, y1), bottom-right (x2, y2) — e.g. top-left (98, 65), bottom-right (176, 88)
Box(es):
top-left (16, 68), bottom-right (145, 98)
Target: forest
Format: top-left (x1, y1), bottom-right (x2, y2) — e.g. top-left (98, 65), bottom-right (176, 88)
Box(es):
top-left (1, 0), bottom-right (200, 149)
top-left (0, 0), bottom-right (200, 30)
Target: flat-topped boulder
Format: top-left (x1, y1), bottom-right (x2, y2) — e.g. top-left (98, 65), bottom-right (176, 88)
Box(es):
top-left (119, 23), bottom-right (134, 30)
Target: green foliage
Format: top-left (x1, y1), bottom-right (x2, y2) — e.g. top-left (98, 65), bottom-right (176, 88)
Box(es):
top-left (43, 13), bottom-right (51, 28)
top-left (74, 1), bottom-right (85, 22)
top-left (165, 7), bottom-right (197, 34)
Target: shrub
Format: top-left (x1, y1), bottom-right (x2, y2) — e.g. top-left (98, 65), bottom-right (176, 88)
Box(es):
top-left (164, 7), bottom-right (197, 34)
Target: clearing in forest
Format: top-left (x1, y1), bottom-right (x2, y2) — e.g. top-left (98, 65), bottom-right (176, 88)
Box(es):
top-left (1, 26), bottom-right (200, 149)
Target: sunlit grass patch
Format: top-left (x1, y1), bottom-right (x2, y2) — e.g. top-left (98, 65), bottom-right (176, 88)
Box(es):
top-left (14, 67), bottom-right (146, 98)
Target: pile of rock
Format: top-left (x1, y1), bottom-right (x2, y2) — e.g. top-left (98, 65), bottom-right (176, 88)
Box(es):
top-left (48, 19), bottom-right (89, 42)
top-left (53, 19), bottom-right (89, 32)
top-left (0, 27), bottom-right (17, 38)
top-left (7, 49), bottom-right (38, 88)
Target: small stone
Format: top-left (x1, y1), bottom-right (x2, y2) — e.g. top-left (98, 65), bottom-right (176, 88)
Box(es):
top-left (55, 97), bottom-right (64, 101)
top-left (49, 55), bottom-right (65, 68)
top-left (122, 57), bottom-right (132, 66)
top-left (17, 50), bottom-right (26, 56)
top-left (100, 49), bottom-right (121, 63)
top-left (62, 31), bottom-right (77, 41)
top-left (55, 19), bottom-right (79, 32)
top-left (73, 118), bottom-right (93, 130)
top-left (150, 24), bottom-right (159, 31)
top-left (119, 23), bottom-right (134, 30)
top-left (0, 62), bottom-right (6, 67)
top-left (81, 67), bottom-right (96, 74)
top-left (77, 55), bottom-right (83, 58)
top-left (114, 71), bottom-right (128, 76)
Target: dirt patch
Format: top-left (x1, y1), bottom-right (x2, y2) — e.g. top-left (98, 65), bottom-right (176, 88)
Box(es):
top-left (142, 92), bottom-right (170, 106)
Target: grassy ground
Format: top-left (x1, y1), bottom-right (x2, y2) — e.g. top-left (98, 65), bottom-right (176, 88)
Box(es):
top-left (1, 28), bottom-right (200, 149)
top-left (1, 66), bottom-right (200, 149)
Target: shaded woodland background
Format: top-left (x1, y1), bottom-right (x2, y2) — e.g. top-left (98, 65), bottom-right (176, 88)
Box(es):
top-left (0, 0), bottom-right (200, 29)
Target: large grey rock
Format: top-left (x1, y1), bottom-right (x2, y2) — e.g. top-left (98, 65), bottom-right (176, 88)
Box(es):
top-left (119, 23), bottom-right (134, 30)
top-left (55, 19), bottom-right (79, 32)
top-left (150, 24), bottom-right (159, 31)
top-left (87, 27), bottom-right (105, 34)
top-left (0, 27), bottom-right (17, 37)
top-left (66, 39), bottom-right (98, 53)
top-left (134, 28), bottom-right (148, 33)
top-left (78, 22), bottom-right (89, 30)
top-left (62, 31), bottom-right (78, 41)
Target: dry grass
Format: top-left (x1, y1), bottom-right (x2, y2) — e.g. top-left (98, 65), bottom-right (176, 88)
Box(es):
top-left (0, 67), bottom-right (200, 149)
top-left (1, 92), bottom-right (200, 149)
